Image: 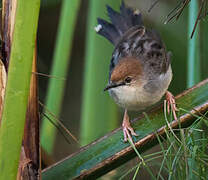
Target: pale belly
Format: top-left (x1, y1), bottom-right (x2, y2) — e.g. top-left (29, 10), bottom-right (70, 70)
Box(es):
top-left (109, 67), bottom-right (172, 111)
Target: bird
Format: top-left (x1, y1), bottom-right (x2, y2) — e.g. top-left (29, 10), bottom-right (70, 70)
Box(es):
top-left (95, 1), bottom-right (178, 143)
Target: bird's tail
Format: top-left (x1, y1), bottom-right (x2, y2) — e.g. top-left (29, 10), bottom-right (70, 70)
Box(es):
top-left (95, 1), bottom-right (143, 45)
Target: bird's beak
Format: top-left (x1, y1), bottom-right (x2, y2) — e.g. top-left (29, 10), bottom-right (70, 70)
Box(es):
top-left (104, 82), bottom-right (125, 91)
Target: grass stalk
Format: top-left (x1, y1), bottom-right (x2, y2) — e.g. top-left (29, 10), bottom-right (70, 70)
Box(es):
top-left (187, 1), bottom-right (201, 179)
top-left (40, 0), bottom-right (81, 155)
top-left (0, 0), bottom-right (40, 179)
top-left (80, 0), bottom-right (118, 146)
top-left (128, 139), bottom-right (156, 180)
top-left (187, 0), bottom-right (200, 87)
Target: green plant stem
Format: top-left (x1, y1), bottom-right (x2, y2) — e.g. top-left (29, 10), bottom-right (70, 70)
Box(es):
top-left (200, 14), bottom-right (208, 79)
top-left (187, 1), bottom-right (201, 179)
top-left (40, 0), bottom-right (81, 155)
top-left (187, 0), bottom-right (200, 87)
top-left (41, 0), bottom-right (60, 7)
top-left (0, 0), bottom-right (40, 179)
top-left (80, 0), bottom-right (118, 146)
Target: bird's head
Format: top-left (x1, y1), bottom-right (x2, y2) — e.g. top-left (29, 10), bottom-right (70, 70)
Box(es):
top-left (104, 57), bottom-right (143, 91)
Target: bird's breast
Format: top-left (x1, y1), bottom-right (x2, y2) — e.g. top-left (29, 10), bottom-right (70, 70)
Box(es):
top-left (109, 84), bottom-right (151, 110)
top-left (109, 66), bottom-right (172, 111)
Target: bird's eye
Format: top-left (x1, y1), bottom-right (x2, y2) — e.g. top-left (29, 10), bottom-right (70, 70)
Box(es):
top-left (125, 77), bottom-right (132, 83)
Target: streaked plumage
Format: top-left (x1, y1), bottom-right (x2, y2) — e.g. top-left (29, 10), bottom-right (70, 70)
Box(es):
top-left (95, 1), bottom-right (177, 143)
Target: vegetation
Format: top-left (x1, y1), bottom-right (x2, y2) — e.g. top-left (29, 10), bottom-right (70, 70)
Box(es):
top-left (0, 0), bottom-right (40, 179)
top-left (42, 79), bottom-right (208, 179)
top-left (0, 0), bottom-right (207, 179)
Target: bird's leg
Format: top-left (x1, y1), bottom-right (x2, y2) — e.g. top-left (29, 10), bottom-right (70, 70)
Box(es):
top-left (122, 109), bottom-right (138, 143)
top-left (165, 91), bottom-right (178, 121)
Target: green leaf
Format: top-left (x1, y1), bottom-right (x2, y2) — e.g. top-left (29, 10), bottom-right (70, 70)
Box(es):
top-left (40, 0), bottom-right (81, 155)
top-left (0, 0), bottom-right (40, 179)
top-left (80, 0), bottom-right (119, 145)
top-left (42, 79), bottom-right (208, 180)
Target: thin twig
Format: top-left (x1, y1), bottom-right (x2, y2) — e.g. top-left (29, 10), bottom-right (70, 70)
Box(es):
top-left (165, 0), bottom-right (186, 24)
top-left (199, 0), bottom-right (208, 19)
top-left (148, 0), bottom-right (159, 12)
top-left (32, 72), bottom-right (66, 80)
top-left (39, 101), bottom-right (80, 145)
top-left (176, 0), bottom-right (190, 20)
top-left (190, 0), bottom-right (204, 38)
top-left (42, 112), bottom-right (72, 146)
top-left (166, 0), bottom-right (184, 18)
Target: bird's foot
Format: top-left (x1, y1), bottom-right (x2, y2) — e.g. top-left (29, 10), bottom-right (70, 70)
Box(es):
top-left (122, 109), bottom-right (138, 143)
top-left (165, 91), bottom-right (178, 121)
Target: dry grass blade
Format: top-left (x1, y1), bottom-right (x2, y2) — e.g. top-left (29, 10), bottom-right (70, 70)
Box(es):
top-left (166, 0), bottom-right (184, 18)
top-left (32, 72), bottom-right (66, 80)
top-left (2, 0), bottom-right (17, 67)
top-left (39, 101), bottom-right (79, 145)
top-left (190, 0), bottom-right (205, 38)
top-left (164, 0), bottom-right (190, 24)
top-left (17, 47), bottom-right (40, 180)
top-left (175, 0), bottom-right (190, 20)
top-left (165, 0), bottom-right (207, 38)
top-left (148, 0), bottom-right (160, 12)
top-left (42, 112), bottom-right (72, 146)
top-left (0, 60), bottom-right (6, 122)
top-left (199, 0), bottom-right (208, 19)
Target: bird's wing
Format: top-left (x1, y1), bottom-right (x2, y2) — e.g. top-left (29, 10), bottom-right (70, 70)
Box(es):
top-left (139, 29), bottom-right (171, 75)
top-left (111, 26), bottom-right (171, 76)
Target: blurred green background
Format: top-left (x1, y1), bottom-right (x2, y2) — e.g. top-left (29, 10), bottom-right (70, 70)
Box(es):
top-left (38, 0), bottom-right (207, 173)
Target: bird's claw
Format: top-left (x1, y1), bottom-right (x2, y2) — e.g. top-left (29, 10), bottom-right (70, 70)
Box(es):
top-left (123, 123), bottom-right (138, 143)
top-left (122, 109), bottom-right (138, 143)
top-left (166, 91), bottom-right (178, 121)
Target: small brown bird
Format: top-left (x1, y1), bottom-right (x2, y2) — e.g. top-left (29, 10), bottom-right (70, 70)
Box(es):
top-left (95, 2), bottom-right (178, 143)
